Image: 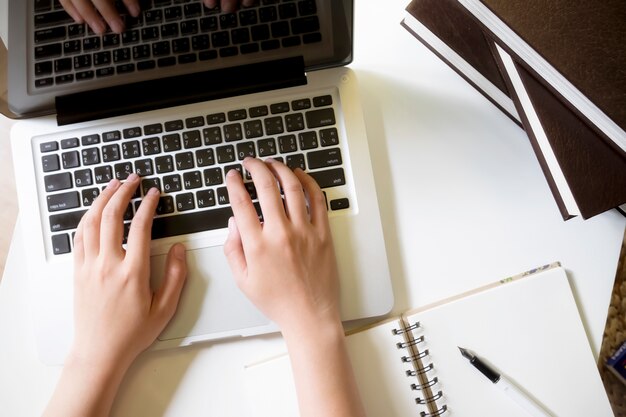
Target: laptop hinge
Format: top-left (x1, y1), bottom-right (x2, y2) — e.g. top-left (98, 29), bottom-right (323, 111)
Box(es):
top-left (55, 56), bottom-right (307, 126)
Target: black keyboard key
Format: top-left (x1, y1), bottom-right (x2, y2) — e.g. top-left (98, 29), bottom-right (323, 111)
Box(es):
top-left (35, 27), bottom-right (67, 43)
top-left (45, 172), bottom-right (72, 192)
top-left (178, 53), bottom-right (197, 65)
top-left (185, 116), bottom-right (205, 129)
top-left (203, 127), bottom-right (222, 145)
top-left (203, 167), bottom-right (223, 186)
top-left (207, 112), bottom-right (226, 125)
top-left (145, 9), bottom-right (163, 24)
top-left (54, 58), bottom-right (72, 73)
top-left (113, 48), bottom-right (131, 63)
top-left (63, 40), bottom-right (82, 54)
top-left (40, 141), bottom-right (58, 152)
top-left (55, 74), bottom-right (74, 84)
top-left (155, 155), bottom-right (175, 173)
top-left (216, 145), bottom-right (235, 163)
top-left (231, 28), bottom-right (250, 44)
top-left (61, 137), bottom-right (79, 149)
top-left (137, 60), bottom-right (156, 71)
top-left (251, 24), bottom-right (270, 41)
top-left (50, 210), bottom-right (87, 232)
top-left (286, 153), bottom-right (305, 171)
top-left (309, 168), bottom-right (345, 189)
top-left (281, 36), bottom-right (300, 48)
top-left (144, 123), bottom-right (163, 135)
top-left (153, 40), bottom-right (171, 56)
top-left (199, 50), bottom-right (218, 60)
top-left (211, 31), bottom-right (230, 47)
top-left (172, 38), bottom-right (190, 53)
top-left (223, 123), bottom-right (243, 142)
top-left (122, 141), bottom-right (141, 158)
top-left (74, 169), bottom-right (93, 187)
top-left (164, 5), bottom-right (183, 21)
top-left (47, 191), bottom-right (80, 212)
top-left (68, 24), bottom-right (85, 38)
top-left (200, 16), bottom-right (218, 32)
top-left (117, 63), bottom-right (136, 74)
top-left (302, 32), bottom-right (322, 44)
top-left (134, 159), bottom-right (154, 176)
top-left (330, 198), bottom-right (349, 211)
top-left (165, 120), bottom-right (184, 132)
top-left (122, 30), bottom-right (140, 45)
top-left (216, 187), bottom-right (229, 205)
top-left (183, 130), bottom-right (202, 148)
top-left (239, 9), bottom-right (257, 25)
top-left (243, 120), bottom-right (263, 138)
top-left (123, 127), bottom-right (142, 138)
top-left (158, 57), bottom-right (177, 67)
top-left (102, 34), bottom-right (120, 48)
top-left (103, 130), bottom-right (121, 142)
top-left (73, 55), bottom-right (92, 69)
top-left (161, 23), bottom-right (179, 38)
top-left (35, 43), bottom-right (62, 59)
top-left (192, 34), bottom-right (211, 50)
top-left (51, 234), bottom-right (71, 255)
top-left (228, 109), bottom-right (247, 121)
top-left (133, 44), bottom-right (151, 59)
top-left (163, 133), bottom-right (182, 151)
top-left (236, 142), bottom-right (256, 160)
top-left (94, 165), bottom-right (113, 183)
top-left (62, 151), bottom-right (80, 169)
top-left (291, 16), bottom-right (319, 35)
top-left (196, 189), bottom-right (216, 208)
top-left (305, 108), bottom-right (335, 128)
top-left (83, 37), bottom-right (101, 51)
top-left (298, 131), bottom-right (318, 150)
top-left (271, 21), bottom-right (289, 38)
top-left (278, 134), bottom-right (297, 153)
top-left (82, 147), bottom-right (100, 165)
top-left (313, 95), bottom-right (333, 107)
top-left (142, 137), bottom-right (161, 155)
top-left (220, 13), bottom-right (238, 29)
top-left (181, 19), bottom-right (199, 35)
top-left (114, 162), bottom-right (133, 179)
top-left (249, 105), bottom-right (268, 117)
top-left (81, 188), bottom-right (100, 206)
top-left (298, 0), bottom-right (317, 16)
top-left (141, 177), bottom-right (161, 195)
top-left (175, 152), bottom-right (195, 170)
top-left (307, 148), bottom-right (342, 170)
top-left (259, 6), bottom-right (277, 22)
top-left (278, 3), bottom-right (297, 19)
top-left (264, 116), bottom-right (284, 135)
top-left (257, 138), bottom-right (277, 157)
top-left (285, 113), bottom-right (304, 131)
top-left (123, 203), bottom-right (134, 221)
top-left (183, 171), bottom-right (202, 189)
top-left (240, 42), bottom-right (260, 54)
top-left (157, 196), bottom-right (175, 215)
top-left (260, 39), bottom-right (280, 50)
top-left (163, 174), bottom-right (182, 192)
top-left (35, 0), bottom-right (53, 13)
top-left (195, 148), bottom-right (215, 167)
top-left (35, 61), bottom-right (53, 76)
top-left (184, 3), bottom-right (202, 18)
top-left (176, 193), bottom-right (195, 211)
top-left (81, 134), bottom-right (100, 146)
top-left (35, 77), bottom-right (54, 88)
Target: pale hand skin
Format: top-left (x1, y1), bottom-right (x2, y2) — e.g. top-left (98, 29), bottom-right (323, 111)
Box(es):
top-left (43, 174), bottom-right (188, 417)
top-left (60, 0), bottom-right (256, 34)
top-left (224, 158), bottom-right (367, 417)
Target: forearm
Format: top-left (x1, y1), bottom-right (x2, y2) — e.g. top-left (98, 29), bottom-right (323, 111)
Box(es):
top-left (42, 352), bottom-right (132, 417)
top-left (283, 316), bottom-right (366, 417)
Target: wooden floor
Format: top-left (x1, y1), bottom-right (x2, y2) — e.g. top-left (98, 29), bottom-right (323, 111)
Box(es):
top-left (0, 41), bottom-right (18, 280)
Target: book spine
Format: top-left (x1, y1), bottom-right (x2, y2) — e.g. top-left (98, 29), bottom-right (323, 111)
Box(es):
top-left (392, 320), bottom-right (448, 416)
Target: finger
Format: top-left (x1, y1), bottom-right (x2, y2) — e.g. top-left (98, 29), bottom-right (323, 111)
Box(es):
top-left (71, 0), bottom-right (106, 33)
top-left (225, 168), bottom-right (262, 244)
top-left (221, 0), bottom-right (239, 12)
top-left (223, 217), bottom-right (247, 284)
top-left (204, 0), bottom-right (217, 10)
top-left (242, 0), bottom-right (257, 7)
top-left (294, 168), bottom-right (330, 230)
top-left (73, 219), bottom-right (85, 272)
top-left (242, 158), bottom-right (287, 225)
top-left (122, 0), bottom-right (141, 17)
top-left (59, 0), bottom-right (85, 23)
top-left (92, 0), bottom-right (125, 33)
top-left (126, 186), bottom-right (160, 261)
top-left (99, 174), bottom-right (140, 256)
top-left (80, 179), bottom-right (121, 259)
top-left (266, 159), bottom-right (308, 225)
top-left (152, 243), bottom-right (187, 321)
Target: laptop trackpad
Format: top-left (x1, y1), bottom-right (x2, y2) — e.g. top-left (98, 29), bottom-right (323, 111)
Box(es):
top-left (150, 245), bottom-right (270, 341)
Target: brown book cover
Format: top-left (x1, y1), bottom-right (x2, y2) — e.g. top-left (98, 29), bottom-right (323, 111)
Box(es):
top-left (402, 0), bottom-right (520, 125)
top-left (478, 0), bottom-right (626, 135)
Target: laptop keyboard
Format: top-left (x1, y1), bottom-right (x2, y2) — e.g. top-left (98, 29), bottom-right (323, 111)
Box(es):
top-left (38, 91), bottom-right (350, 256)
top-left (33, 0), bottom-right (322, 88)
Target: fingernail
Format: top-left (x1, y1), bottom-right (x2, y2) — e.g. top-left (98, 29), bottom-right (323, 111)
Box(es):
top-left (110, 18), bottom-right (125, 34)
top-left (226, 168), bottom-right (239, 177)
top-left (106, 179), bottom-right (120, 189)
top-left (128, 3), bottom-right (140, 17)
top-left (147, 187), bottom-right (160, 196)
top-left (174, 243), bottom-right (186, 260)
top-left (127, 173), bottom-right (139, 182)
top-left (265, 157), bottom-right (276, 164)
top-left (228, 216), bottom-right (234, 231)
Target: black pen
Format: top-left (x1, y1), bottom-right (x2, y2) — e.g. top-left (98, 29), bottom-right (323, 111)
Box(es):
top-left (458, 347), bottom-right (552, 417)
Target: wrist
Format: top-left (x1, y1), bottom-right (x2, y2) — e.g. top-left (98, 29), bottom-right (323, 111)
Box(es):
top-left (281, 309), bottom-right (344, 348)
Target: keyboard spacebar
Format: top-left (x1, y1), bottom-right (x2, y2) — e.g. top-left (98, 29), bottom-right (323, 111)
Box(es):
top-left (151, 207), bottom-right (234, 240)
top-left (151, 203), bottom-right (261, 240)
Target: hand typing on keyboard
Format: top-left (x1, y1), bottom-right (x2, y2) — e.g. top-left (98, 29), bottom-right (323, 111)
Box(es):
top-left (60, 0), bottom-right (255, 34)
top-left (42, 159), bottom-right (365, 417)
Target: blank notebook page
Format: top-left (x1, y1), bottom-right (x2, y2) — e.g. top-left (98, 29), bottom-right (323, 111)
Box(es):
top-left (405, 266), bottom-right (612, 416)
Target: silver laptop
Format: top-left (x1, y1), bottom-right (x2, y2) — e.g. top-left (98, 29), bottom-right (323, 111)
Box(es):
top-left (8, 0), bottom-right (393, 365)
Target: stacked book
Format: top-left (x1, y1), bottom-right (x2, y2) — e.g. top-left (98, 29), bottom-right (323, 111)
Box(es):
top-left (402, 0), bottom-right (626, 220)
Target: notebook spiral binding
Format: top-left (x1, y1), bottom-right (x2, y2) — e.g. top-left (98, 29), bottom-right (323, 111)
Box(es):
top-left (392, 321), bottom-right (449, 417)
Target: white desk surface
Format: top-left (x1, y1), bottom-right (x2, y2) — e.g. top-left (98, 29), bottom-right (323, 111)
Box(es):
top-left (1, 3), bottom-right (625, 416)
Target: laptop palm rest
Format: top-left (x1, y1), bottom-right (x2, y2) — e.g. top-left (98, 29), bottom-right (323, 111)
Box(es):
top-left (150, 245), bottom-right (269, 341)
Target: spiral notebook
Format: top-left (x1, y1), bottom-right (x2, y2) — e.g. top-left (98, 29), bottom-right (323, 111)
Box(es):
top-left (244, 264), bottom-right (613, 416)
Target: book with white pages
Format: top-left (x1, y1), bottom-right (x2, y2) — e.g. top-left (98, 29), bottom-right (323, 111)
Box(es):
top-left (243, 263), bottom-right (613, 416)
